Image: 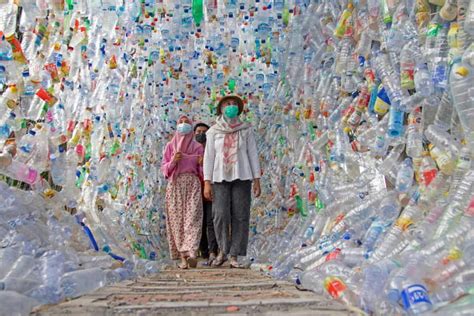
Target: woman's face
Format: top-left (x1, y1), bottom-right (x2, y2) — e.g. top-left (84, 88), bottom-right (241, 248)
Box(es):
top-left (221, 99), bottom-right (238, 109)
top-left (178, 116), bottom-right (191, 125)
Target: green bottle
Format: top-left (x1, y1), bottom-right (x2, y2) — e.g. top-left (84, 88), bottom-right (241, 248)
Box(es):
top-left (283, 5), bottom-right (290, 26)
top-left (228, 78), bottom-right (236, 92)
top-left (295, 195), bottom-right (308, 217)
top-left (65, 0), bottom-right (74, 10)
top-left (192, 0), bottom-right (204, 26)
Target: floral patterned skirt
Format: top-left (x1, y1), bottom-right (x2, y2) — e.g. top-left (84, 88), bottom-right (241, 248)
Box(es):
top-left (165, 173), bottom-right (203, 260)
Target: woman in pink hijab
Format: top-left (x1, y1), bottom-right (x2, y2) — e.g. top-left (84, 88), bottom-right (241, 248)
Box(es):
top-left (161, 115), bottom-right (204, 269)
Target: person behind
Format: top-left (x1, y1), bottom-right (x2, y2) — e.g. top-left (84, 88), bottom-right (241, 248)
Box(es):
top-left (203, 95), bottom-right (261, 268)
top-left (161, 115), bottom-right (204, 269)
top-left (194, 122), bottom-right (219, 265)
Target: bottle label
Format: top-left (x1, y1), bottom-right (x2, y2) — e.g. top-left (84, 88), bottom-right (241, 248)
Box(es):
top-left (401, 69), bottom-right (415, 90)
top-left (448, 23), bottom-right (459, 48)
top-left (401, 284), bottom-right (432, 310)
top-left (324, 277), bottom-right (347, 298)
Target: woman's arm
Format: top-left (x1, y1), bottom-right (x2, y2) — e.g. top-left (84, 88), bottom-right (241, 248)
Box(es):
top-left (247, 130), bottom-right (261, 180)
top-left (203, 132), bottom-right (216, 182)
top-left (203, 132), bottom-right (216, 201)
top-left (196, 145), bottom-right (204, 176)
top-left (247, 130), bottom-right (261, 197)
top-left (161, 143), bottom-right (177, 179)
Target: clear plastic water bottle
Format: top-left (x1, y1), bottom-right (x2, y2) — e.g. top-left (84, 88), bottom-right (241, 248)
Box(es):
top-left (450, 45), bottom-right (474, 153)
top-left (465, 0), bottom-right (474, 35)
top-left (396, 158), bottom-right (414, 193)
top-left (60, 268), bottom-right (106, 298)
top-left (400, 279), bottom-right (433, 315)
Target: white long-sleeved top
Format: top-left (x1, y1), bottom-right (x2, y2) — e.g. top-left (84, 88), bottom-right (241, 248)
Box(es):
top-left (203, 127), bottom-right (261, 183)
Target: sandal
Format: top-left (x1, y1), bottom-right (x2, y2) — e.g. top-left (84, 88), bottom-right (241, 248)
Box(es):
top-left (207, 253), bottom-right (217, 266)
top-left (187, 257), bottom-right (198, 268)
top-left (177, 262), bottom-right (188, 269)
top-left (212, 254), bottom-right (226, 267)
top-left (229, 260), bottom-right (245, 269)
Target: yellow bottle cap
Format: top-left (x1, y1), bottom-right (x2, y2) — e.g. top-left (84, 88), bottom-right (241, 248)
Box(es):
top-left (455, 66), bottom-right (469, 77)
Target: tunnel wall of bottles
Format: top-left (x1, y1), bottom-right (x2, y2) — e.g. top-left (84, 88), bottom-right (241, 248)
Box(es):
top-left (0, 0), bottom-right (473, 315)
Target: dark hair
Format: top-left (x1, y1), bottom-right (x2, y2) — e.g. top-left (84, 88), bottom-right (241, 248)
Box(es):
top-left (194, 122), bottom-right (210, 131)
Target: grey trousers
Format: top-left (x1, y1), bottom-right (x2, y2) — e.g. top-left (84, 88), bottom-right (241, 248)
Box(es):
top-left (212, 180), bottom-right (252, 257)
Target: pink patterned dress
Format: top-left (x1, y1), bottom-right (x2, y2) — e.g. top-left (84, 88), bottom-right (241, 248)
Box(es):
top-left (161, 138), bottom-right (204, 260)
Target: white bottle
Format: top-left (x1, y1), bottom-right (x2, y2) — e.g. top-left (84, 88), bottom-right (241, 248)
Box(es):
top-left (62, 268), bottom-right (107, 298)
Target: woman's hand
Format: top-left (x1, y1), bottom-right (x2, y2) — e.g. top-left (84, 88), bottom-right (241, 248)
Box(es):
top-left (204, 181), bottom-right (213, 201)
top-left (253, 179), bottom-right (261, 198)
top-left (173, 151), bottom-right (182, 163)
top-left (198, 156), bottom-right (203, 165)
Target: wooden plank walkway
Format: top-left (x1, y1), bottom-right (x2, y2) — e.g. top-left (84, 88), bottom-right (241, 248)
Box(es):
top-left (34, 262), bottom-right (354, 316)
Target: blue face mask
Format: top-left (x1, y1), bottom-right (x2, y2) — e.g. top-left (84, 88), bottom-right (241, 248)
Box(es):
top-left (224, 105), bottom-right (240, 119)
top-left (177, 122), bottom-right (192, 134)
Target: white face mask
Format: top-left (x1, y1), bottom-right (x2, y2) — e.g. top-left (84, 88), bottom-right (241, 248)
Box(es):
top-left (177, 122), bottom-right (192, 134)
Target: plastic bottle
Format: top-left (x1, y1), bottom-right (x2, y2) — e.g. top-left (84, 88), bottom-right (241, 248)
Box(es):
top-left (396, 158), bottom-right (414, 193)
top-left (425, 124), bottom-right (460, 155)
top-left (429, 143), bottom-right (455, 175)
top-left (465, 0), bottom-right (474, 35)
top-left (60, 268), bottom-right (106, 298)
top-left (414, 63), bottom-right (434, 97)
top-left (418, 154), bottom-right (439, 187)
top-left (0, 157), bottom-right (39, 185)
top-left (433, 90), bottom-right (453, 131)
top-left (400, 279), bottom-right (433, 315)
top-left (323, 275), bottom-right (360, 307)
top-left (406, 108), bottom-right (423, 158)
top-left (440, 0), bottom-right (458, 21)
top-left (450, 146), bottom-right (472, 191)
top-left (400, 42), bottom-right (416, 90)
top-left (0, 291), bottom-right (39, 316)
top-left (0, 2), bottom-right (18, 37)
top-left (450, 45), bottom-right (474, 153)
top-left (0, 64), bottom-right (6, 91)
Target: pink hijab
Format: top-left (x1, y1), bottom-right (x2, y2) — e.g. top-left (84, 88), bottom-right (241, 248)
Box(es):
top-left (167, 115), bottom-right (202, 180)
top-left (170, 116), bottom-right (196, 153)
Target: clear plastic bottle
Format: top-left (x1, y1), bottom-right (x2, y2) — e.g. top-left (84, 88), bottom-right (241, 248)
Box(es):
top-left (0, 158), bottom-right (39, 185)
top-left (429, 143), bottom-right (455, 175)
top-left (425, 124), bottom-right (460, 155)
top-left (0, 34), bottom-right (12, 61)
top-left (433, 90), bottom-right (453, 131)
top-left (424, 16), bottom-right (442, 63)
top-left (0, 64), bottom-right (5, 91)
top-left (0, 2), bottom-right (18, 37)
top-left (419, 154), bottom-right (439, 187)
top-left (400, 278), bottom-right (433, 315)
top-left (335, 34), bottom-right (353, 75)
top-left (60, 268), bottom-right (106, 298)
top-left (431, 23), bottom-right (450, 91)
top-left (450, 45), bottom-right (474, 153)
top-left (450, 146), bottom-right (472, 191)
top-left (465, 0), bottom-right (474, 35)
top-left (400, 42), bottom-right (416, 90)
top-left (406, 108), bottom-right (423, 158)
top-left (396, 158), bottom-right (414, 193)
top-left (414, 63), bottom-right (434, 97)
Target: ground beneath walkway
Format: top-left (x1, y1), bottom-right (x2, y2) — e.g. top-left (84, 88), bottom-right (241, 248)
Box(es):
top-left (34, 261), bottom-right (354, 316)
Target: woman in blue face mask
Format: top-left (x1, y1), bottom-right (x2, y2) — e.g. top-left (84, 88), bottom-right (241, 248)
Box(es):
top-left (203, 95), bottom-right (261, 268)
top-left (161, 115), bottom-right (204, 269)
